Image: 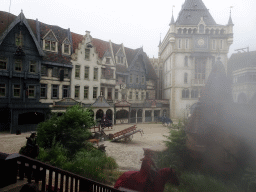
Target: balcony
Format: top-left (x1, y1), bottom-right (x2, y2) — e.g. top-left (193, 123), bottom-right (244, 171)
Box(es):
top-left (191, 79), bottom-right (205, 87)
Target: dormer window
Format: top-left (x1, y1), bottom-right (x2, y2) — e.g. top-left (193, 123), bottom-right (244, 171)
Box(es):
top-left (45, 40), bottom-right (57, 51)
top-left (43, 30), bottom-right (58, 52)
top-left (62, 38), bottom-right (71, 55)
top-left (117, 56), bottom-right (123, 64)
top-left (106, 58), bottom-right (110, 64)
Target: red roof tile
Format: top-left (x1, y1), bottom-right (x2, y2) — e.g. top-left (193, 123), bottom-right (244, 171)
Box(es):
top-left (71, 32), bottom-right (83, 52)
top-left (91, 38), bottom-right (110, 59)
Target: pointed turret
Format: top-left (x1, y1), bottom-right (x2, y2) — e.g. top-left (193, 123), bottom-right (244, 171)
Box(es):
top-left (228, 8), bottom-right (234, 25)
top-left (169, 14), bottom-right (175, 26)
top-left (176, 0), bottom-right (216, 26)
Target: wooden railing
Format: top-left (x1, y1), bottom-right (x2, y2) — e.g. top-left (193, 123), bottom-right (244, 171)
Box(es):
top-left (13, 154), bottom-right (123, 192)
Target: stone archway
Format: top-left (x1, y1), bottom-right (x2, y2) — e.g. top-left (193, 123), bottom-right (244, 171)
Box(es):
top-left (237, 93), bottom-right (247, 104)
top-left (130, 109), bottom-right (136, 123)
top-left (145, 110), bottom-right (152, 122)
top-left (106, 109), bottom-right (113, 120)
top-left (96, 109), bottom-right (104, 124)
top-left (137, 109), bottom-right (142, 123)
top-left (116, 109), bottom-right (129, 124)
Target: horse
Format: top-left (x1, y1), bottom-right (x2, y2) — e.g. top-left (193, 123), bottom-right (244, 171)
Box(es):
top-left (114, 167), bottom-right (179, 192)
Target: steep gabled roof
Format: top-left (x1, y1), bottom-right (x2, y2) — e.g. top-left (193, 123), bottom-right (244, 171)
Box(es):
top-left (91, 38), bottom-right (110, 59)
top-left (0, 11), bottom-right (44, 56)
top-left (124, 47), bottom-right (140, 65)
top-left (176, 0), bottom-right (216, 26)
top-left (71, 32), bottom-right (83, 52)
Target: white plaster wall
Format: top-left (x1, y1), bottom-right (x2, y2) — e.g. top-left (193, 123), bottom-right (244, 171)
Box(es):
top-left (71, 34), bottom-right (101, 104)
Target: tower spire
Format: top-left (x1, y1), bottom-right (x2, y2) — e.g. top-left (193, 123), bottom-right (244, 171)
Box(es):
top-left (158, 33), bottom-right (162, 47)
top-left (169, 5), bottom-right (175, 26)
top-left (228, 6), bottom-right (234, 25)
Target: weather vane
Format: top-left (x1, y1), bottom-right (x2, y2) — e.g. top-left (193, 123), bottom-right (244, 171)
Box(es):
top-left (172, 5), bottom-right (175, 15)
top-left (230, 6), bottom-right (234, 15)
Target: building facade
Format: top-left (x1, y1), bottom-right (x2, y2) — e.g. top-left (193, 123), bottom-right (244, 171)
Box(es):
top-left (228, 51), bottom-right (256, 104)
top-left (0, 11), bottom-right (49, 133)
top-left (158, 0), bottom-right (234, 119)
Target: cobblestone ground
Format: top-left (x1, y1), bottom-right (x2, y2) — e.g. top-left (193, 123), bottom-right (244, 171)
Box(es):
top-left (0, 123), bottom-right (169, 171)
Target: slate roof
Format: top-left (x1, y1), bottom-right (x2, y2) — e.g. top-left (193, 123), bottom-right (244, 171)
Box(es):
top-left (227, 51), bottom-right (256, 77)
top-left (40, 22), bottom-right (72, 65)
top-left (176, 0), bottom-right (216, 26)
top-left (91, 96), bottom-right (111, 108)
top-left (0, 10), bottom-right (157, 79)
top-left (0, 11), bottom-right (16, 37)
top-left (116, 64), bottom-right (128, 73)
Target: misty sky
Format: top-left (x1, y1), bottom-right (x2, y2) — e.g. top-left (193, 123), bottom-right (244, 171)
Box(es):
top-left (2, 0), bottom-right (256, 58)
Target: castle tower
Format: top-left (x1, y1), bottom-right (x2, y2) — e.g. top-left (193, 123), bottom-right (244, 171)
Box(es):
top-left (158, 0), bottom-right (233, 119)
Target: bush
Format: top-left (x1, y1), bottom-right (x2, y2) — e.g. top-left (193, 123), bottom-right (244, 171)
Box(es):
top-left (62, 149), bottom-right (118, 182)
top-left (164, 172), bottom-right (239, 192)
top-left (37, 105), bottom-right (94, 156)
top-left (156, 124), bottom-right (192, 171)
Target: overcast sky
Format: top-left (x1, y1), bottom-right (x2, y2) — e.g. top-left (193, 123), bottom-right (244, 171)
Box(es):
top-left (2, 0), bottom-right (256, 58)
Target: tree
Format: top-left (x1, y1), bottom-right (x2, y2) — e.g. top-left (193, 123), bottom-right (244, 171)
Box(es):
top-left (37, 105), bottom-right (94, 156)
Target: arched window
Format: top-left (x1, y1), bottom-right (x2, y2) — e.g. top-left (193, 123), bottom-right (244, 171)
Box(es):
top-left (182, 89), bottom-right (189, 98)
top-left (184, 73), bottom-right (188, 84)
top-left (205, 28), bottom-right (209, 34)
top-left (183, 28), bottom-right (187, 34)
top-left (199, 24), bottom-right (204, 33)
top-left (193, 28), bottom-right (197, 34)
top-left (188, 28), bottom-right (192, 34)
top-left (191, 89), bottom-right (199, 98)
top-left (184, 56), bottom-right (188, 67)
top-left (178, 28), bottom-right (182, 34)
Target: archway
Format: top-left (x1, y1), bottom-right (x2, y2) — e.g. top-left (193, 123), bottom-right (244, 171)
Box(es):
top-left (18, 112), bottom-right (45, 125)
top-left (137, 109), bottom-right (142, 123)
top-left (106, 109), bottom-right (113, 120)
top-left (145, 110), bottom-right (152, 122)
top-left (154, 110), bottom-right (160, 122)
top-left (116, 109), bottom-right (129, 124)
top-left (130, 109), bottom-right (136, 123)
top-left (237, 93), bottom-right (247, 104)
top-left (96, 109), bottom-right (104, 124)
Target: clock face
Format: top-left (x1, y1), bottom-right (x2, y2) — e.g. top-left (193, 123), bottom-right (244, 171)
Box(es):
top-left (198, 38), bottom-right (205, 46)
top-left (194, 36), bottom-right (208, 49)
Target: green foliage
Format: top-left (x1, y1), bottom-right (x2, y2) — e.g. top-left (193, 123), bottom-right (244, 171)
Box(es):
top-left (242, 167), bottom-right (256, 192)
top-left (157, 122), bottom-right (191, 171)
top-left (37, 105), bottom-right (94, 156)
top-left (37, 140), bottom-right (118, 183)
top-left (164, 172), bottom-right (239, 192)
